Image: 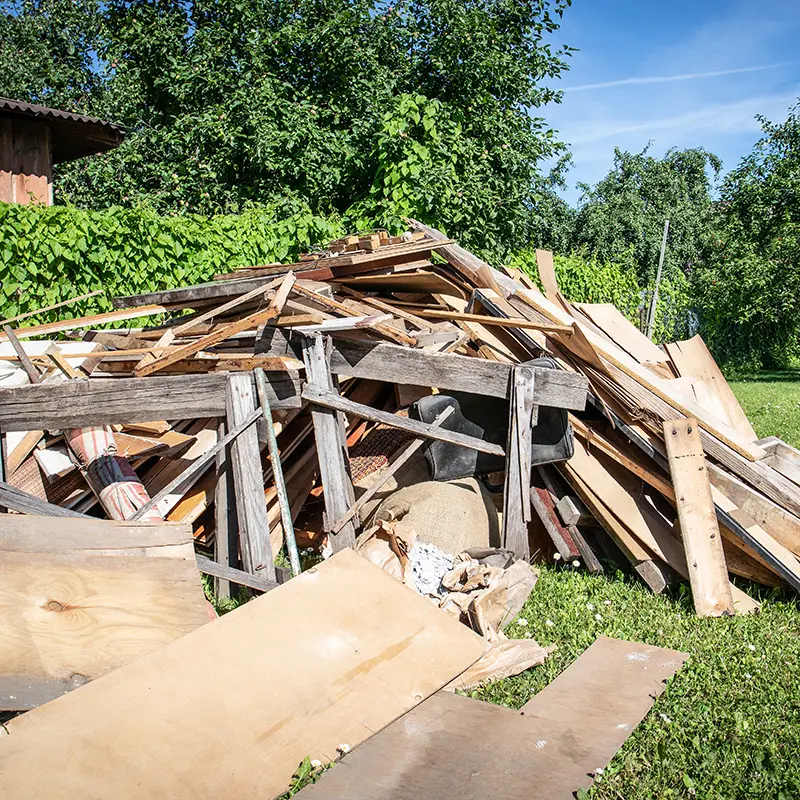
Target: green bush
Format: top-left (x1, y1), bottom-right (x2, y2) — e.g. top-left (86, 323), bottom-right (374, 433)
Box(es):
top-left (509, 248), bottom-right (692, 344)
top-left (0, 201), bottom-right (342, 324)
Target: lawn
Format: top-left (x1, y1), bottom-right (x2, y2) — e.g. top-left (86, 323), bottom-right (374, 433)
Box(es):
top-left (729, 369), bottom-right (800, 448)
top-left (469, 374), bottom-right (800, 800)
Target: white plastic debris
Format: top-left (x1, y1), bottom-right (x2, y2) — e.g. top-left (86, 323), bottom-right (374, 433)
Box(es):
top-left (407, 541), bottom-right (455, 598)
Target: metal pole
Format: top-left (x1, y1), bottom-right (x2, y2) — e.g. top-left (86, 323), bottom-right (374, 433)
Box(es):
top-left (645, 219), bottom-right (670, 340)
top-left (254, 368), bottom-right (302, 577)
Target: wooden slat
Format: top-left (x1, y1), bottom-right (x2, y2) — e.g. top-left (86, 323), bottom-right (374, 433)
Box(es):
top-left (0, 373), bottom-right (301, 431)
top-left (226, 374), bottom-right (275, 582)
top-left (663, 418), bottom-right (734, 617)
top-left (302, 336), bottom-right (358, 551)
top-left (0, 548), bottom-right (485, 799)
top-left (0, 305), bottom-right (170, 342)
top-left (302, 386), bottom-right (505, 457)
top-left (0, 480), bottom-right (90, 518)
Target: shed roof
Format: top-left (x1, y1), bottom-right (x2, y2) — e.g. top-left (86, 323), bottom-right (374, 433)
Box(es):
top-left (0, 98), bottom-right (124, 163)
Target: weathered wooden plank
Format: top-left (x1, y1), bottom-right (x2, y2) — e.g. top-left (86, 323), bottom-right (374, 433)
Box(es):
top-left (663, 418), bottom-right (734, 616)
top-left (302, 336), bottom-right (357, 551)
top-left (195, 554), bottom-right (280, 594)
top-left (502, 366), bottom-right (534, 559)
top-left (2, 325), bottom-right (43, 383)
top-left (0, 373), bottom-right (301, 431)
top-left (302, 386), bottom-right (505, 457)
top-left (0, 480), bottom-right (90, 518)
top-left (226, 374), bottom-right (275, 582)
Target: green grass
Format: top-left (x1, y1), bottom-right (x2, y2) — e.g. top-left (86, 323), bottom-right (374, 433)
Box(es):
top-left (729, 369), bottom-right (800, 448)
top-left (475, 566), bottom-right (800, 799)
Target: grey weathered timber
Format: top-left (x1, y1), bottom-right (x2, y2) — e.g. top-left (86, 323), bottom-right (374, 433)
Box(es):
top-left (502, 366), bottom-right (535, 559)
top-left (3, 325), bottom-right (43, 383)
top-left (130, 408), bottom-right (262, 521)
top-left (195, 554), bottom-right (280, 594)
top-left (302, 386), bottom-right (506, 457)
top-left (0, 674), bottom-right (90, 712)
top-left (0, 372), bottom-right (301, 431)
top-left (213, 419), bottom-right (232, 599)
top-left (302, 336), bottom-right (357, 551)
top-left (226, 374), bottom-right (276, 582)
top-left (0, 480), bottom-right (90, 518)
top-left (255, 367), bottom-right (301, 576)
top-left (329, 406), bottom-right (456, 534)
top-left (254, 329), bottom-right (588, 407)
top-left (113, 275), bottom-right (279, 309)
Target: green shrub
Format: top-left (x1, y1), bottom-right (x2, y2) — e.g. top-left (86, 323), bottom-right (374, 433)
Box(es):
top-left (0, 201), bottom-right (342, 325)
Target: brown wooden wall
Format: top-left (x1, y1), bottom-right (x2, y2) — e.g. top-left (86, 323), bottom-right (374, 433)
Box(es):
top-left (0, 117), bottom-right (53, 205)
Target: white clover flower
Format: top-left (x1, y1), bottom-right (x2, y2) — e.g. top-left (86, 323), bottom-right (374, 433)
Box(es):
top-left (595, 767), bottom-right (604, 775)
top-left (747, 644), bottom-right (756, 652)
top-left (659, 713), bottom-right (672, 724)
top-left (594, 614), bottom-right (602, 621)
top-left (745, 673), bottom-right (752, 679)
top-left (571, 560), bottom-right (580, 567)
top-left (553, 552), bottom-right (562, 561)
top-left (516, 618), bottom-right (528, 626)
top-left (586, 603), bottom-right (595, 611)
top-left (545, 619), bottom-right (554, 627)
top-left (603, 600), bottom-right (612, 606)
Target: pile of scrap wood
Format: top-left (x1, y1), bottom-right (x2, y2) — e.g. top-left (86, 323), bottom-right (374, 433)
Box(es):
top-left (0, 220), bottom-right (798, 619)
top-left (2, 219), bottom-right (796, 796)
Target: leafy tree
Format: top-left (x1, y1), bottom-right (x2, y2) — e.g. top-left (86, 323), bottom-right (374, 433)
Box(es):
top-left (571, 146), bottom-right (721, 285)
top-left (695, 100), bottom-right (800, 368)
top-left (1, 0), bottom-right (576, 258)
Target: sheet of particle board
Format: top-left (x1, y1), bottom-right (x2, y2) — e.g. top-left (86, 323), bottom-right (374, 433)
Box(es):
top-left (299, 637), bottom-right (687, 800)
top-left (0, 549), bottom-right (485, 799)
top-left (0, 515), bottom-right (209, 710)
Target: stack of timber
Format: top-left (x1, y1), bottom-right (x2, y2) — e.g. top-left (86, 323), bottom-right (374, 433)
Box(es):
top-left (0, 221), bottom-right (797, 634)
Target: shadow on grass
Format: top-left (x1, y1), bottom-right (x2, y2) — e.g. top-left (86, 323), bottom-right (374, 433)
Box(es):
top-left (730, 369), bottom-right (800, 383)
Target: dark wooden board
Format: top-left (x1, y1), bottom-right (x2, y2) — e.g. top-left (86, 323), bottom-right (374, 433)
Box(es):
top-left (0, 373), bottom-right (301, 431)
top-left (300, 637), bottom-right (688, 800)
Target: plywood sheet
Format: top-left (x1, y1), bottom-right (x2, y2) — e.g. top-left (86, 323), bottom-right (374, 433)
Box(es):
top-left (0, 516), bottom-right (209, 709)
top-left (299, 637), bottom-right (687, 800)
top-left (0, 549), bottom-right (485, 799)
top-left (665, 335), bottom-right (757, 441)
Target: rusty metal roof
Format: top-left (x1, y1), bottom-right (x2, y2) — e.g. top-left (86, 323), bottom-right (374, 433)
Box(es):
top-left (0, 98), bottom-right (124, 163)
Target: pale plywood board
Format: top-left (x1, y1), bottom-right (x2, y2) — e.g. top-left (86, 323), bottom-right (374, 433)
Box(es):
top-left (300, 638), bottom-right (687, 800)
top-left (0, 516), bottom-right (209, 709)
top-left (664, 419), bottom-right (734, 617)
top-left (575, 302), bottom-right (669, 366)
top-left (0, 549), bottom-right (485, 799)
top-left (665, 335), bottom-right (757, 441)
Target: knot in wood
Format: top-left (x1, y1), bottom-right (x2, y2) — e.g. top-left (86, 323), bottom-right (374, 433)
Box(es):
top-left (45, 600), bottom-right (65, 612)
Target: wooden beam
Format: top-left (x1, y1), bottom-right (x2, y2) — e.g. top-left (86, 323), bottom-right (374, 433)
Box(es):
top-left (195, 554), bottom-right (280, 594)
top-left (0, 480), bottom-right (90, 518)
top-left (0, 373), bottom-right (301, 431)
top-left (2, 325), bottom-right (43, 383)
top-left (302, 386), bottom-right (506, 457)
top-left (226, 374), bottom-right (275, 582)
top-left (0, 289), bottom-right (104, 328)
top-left (302, 336), bottom-right (357, 551)
top-left (663, 418), bottom-right (734, 617)
top-left (394, 307), bottom-right (572, 334)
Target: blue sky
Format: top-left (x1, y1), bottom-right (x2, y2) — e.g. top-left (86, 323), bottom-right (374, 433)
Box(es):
top-left (542, 0), bottom-right (800, 204)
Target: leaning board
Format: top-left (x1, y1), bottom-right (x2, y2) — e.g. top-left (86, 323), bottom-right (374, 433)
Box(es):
top-left (0, 548), bottom-right (485, 799)
top-left (0, 516), bottom-right (209, 710)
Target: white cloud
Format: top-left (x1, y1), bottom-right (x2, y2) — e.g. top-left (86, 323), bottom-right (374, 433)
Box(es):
top-left (564, 64), bottom-right (790, 93)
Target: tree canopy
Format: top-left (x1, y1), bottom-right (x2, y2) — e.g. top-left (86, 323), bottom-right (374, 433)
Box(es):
top-left (0, 0), bottom-right (574, 257)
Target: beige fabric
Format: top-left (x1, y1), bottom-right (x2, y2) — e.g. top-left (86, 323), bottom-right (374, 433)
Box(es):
top-left (369, 478), bottom-right (501, 554)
